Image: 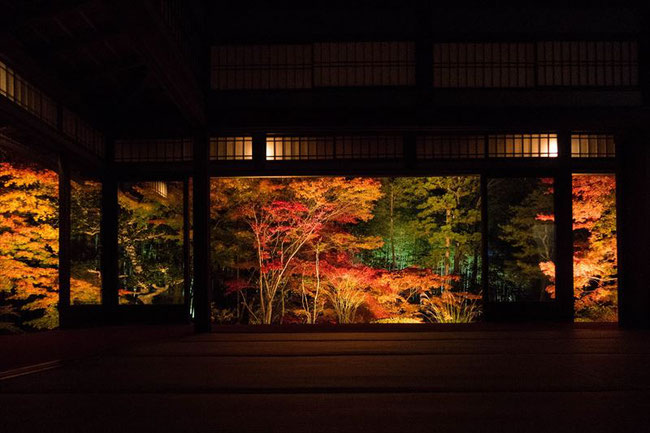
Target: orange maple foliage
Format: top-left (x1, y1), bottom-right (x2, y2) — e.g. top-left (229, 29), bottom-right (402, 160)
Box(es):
top-left (536, 175), bottom-right (617, 320)
top-left (0, 162), bottom-right (60, 329)
top-left (572, 175), bottom-right (617, 321)
top-left (0, 162), bottom-right (100, 330)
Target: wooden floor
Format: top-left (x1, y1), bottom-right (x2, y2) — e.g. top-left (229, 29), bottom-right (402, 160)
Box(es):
top-left (2, 325), bottom-right (650, 432)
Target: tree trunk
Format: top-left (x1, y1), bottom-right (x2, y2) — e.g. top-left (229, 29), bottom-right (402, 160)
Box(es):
top-left (312, 243), bottom-right (321, 324)
top-left (452, 241), bottom-right (462, 290)
top-left (470, 246), bottom-right (480, 291)
top-left (280, 287), bottom-right (285, 324)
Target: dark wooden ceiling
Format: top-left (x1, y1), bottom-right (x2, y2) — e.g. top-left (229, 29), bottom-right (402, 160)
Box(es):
top-left (1, 0), bottom-right (205, 137)
top-left (207, 2), bottom-right (643, 43)
top-left (1, 1), bottom-right (647, 140)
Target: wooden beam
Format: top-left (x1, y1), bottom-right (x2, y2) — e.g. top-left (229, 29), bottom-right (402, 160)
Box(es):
top-left (0, 0), bottom-right (95, 31)
top-left (70, 57), bottom-right (145, 82)
top-left (46, 30), bottom-right (131, 58)
top-left (0, 96), bottom-right (103, 171)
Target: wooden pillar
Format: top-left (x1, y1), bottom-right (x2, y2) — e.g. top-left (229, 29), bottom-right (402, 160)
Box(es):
top-left (480, 172), bottom-right (489, 317)
top-left (404, 133), bottom-right (417, 170)
top-left (192, 133), bottom-right (211, 332)
top-left (183, 178), bottom-right (191, 316)
top-left (252, 133), bottom-right (266, 171)
top-left (57, 153), bottom-right (71, 326)
top-left (617, 130), bottom-right (650, 328)
top-left (554, 131), bottom-right (573, 321)
top-left (415, 38), bottom-right (433, 92)
top-left (100, 140), bottom-right (119, 317)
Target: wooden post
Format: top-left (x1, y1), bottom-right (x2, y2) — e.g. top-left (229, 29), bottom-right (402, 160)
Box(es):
top-left (183, 177), bottom-right (191, 317)
top-left (192, 133), bottom-right (211, 332)
top-left (252, 133), bottom-right (266, 170)
top-left (57, 153), bottom-right (71, 326)
top-left (617, 130), bottom-right (650, 328)
top-left (554, 131), bottom-right (573, 321)
top-left (101, 139), bottom-right (119, 317)
top-left (480, 172), bottom-right (489, 318)
top-left (404, 133), bottom-right (417, 170)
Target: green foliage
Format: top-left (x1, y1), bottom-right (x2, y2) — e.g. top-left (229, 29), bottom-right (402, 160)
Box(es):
top-left (395, 176), bottom-right (482, 292)
top-left (118, 182), bottom-right (185, 305)
top-left (501, 182), bottom-right (554, 290)
top-left (70, 180), bottom-right (102, 304)
top-left (488, 178), bottom-right (555, 302)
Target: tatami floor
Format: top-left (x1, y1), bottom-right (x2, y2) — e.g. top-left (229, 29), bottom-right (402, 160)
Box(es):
top-left (2, 325), bottom-right (650, 432)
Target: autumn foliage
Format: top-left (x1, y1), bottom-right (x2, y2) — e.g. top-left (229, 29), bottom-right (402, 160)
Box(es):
top-left (0, 162), bottom-right (59, 330)
top-left (0, 166), bottom-right (619, 331)
top-left (0, 162), bottom-right (106, 331)
top-left (571, 175), bottom-right (617, 321)
top-left (210, 177), bottom-right (483, 324)
top-left (499, 175), bottom-right (617, 321)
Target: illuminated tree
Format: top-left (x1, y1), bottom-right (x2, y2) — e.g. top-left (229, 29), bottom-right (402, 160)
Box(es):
top-left (0, 163), bottom-right (104, 330)
top-left (70, 180), bottom-right (102, 304)
top-left (320, 259), bottom-right (378, 324)
top-left (513, 175), bottom-right (617, 320)
top-left (497, 178), bottom-right (555, 301)
top-left (211, 176), bottom-right (482, 324)
top-left (118, 183), bottom-right (184, 304)
top-left (402, 177), bottom-right (482, 291)
top-left (421, 291), bottom-right (482, 323)
top-left (0, 162), bottom-right (59, 329)
top-left (572, 175), bottom-right (617, 321)
top-left (376, 266), bottom-right (450, 322)
top-left (221, 177), bottom-right (383, 324)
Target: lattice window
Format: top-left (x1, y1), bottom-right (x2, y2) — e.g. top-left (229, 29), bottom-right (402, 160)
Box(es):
top-left (488, 134), bottom-right (558, 158)
top-left (537, 41), bottom-right (638, 87)
top-left (0, 60), bottom-right (58, 127)
top-left (210, 137), bottom-right (253, 160)
top-left (416, 135), bottom-right (485, 159)
top-left (114, 138), bottom-right (193, 162)
top-left (147, 181), bottom-right (168, 198)
top-left (62, 109), bottom-right (105, 158)
top-left (211, 44), bottom-right (313, 90)
top-left (314, 42), bottom-right (415, 87)
top-left (335, 135), bottom-right (403, 159)
top-left (433, 43), bottom-right (535, 88)
top-left (212, 42), bottom-right (415, 90)
top-left (571, 133), bottom-right (615, 157)
top-left (266, 136), bottom-right (335, 160)
top-left (1, 60), bottom-right (105, 158)
top-left (265, 135), bottom-right (402, 160)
